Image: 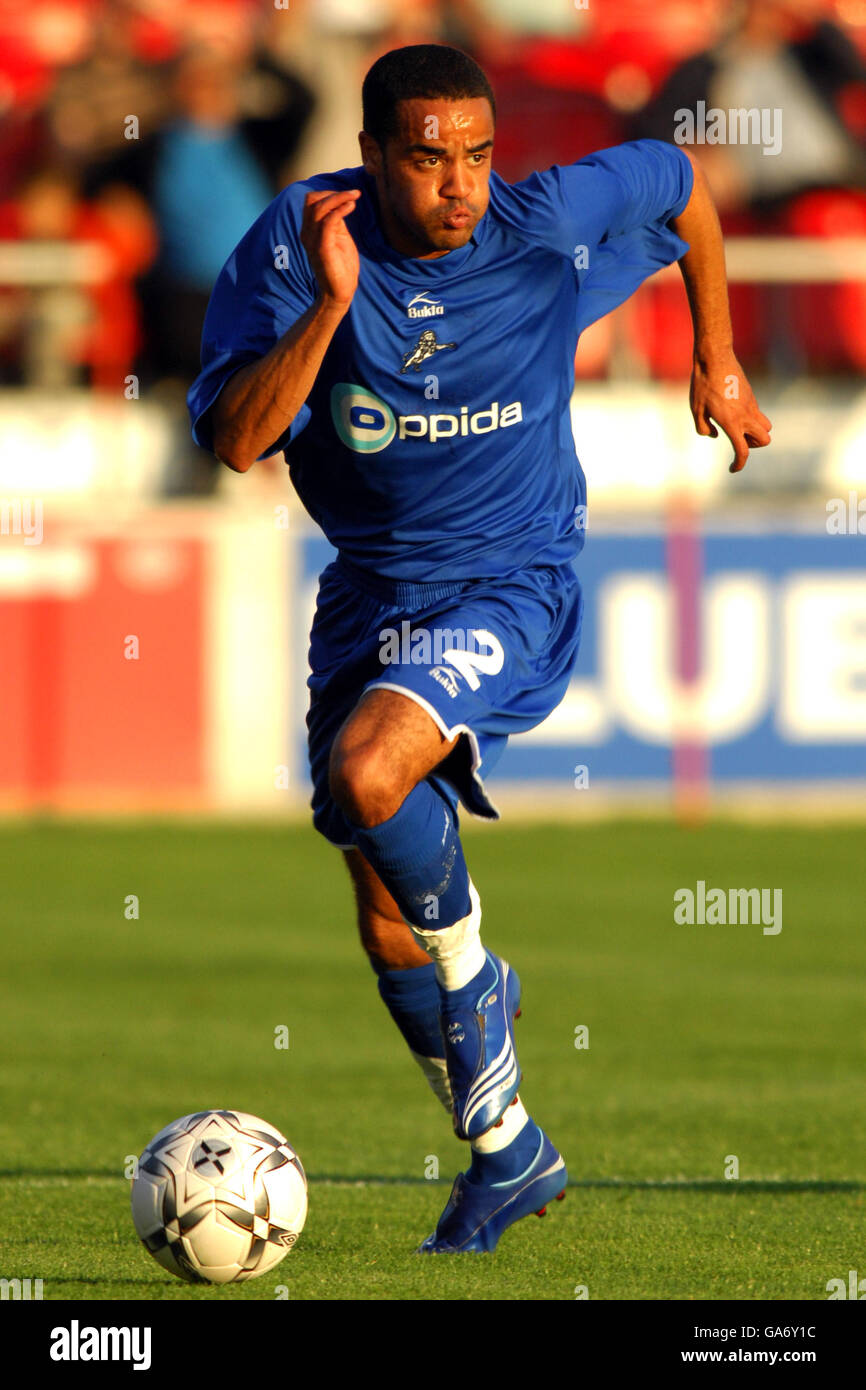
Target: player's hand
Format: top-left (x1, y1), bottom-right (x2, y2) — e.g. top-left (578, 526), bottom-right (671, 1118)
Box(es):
top-left (689, 350), bottom-right (772, 473)
top-left (300, 189), bottom-right (361, 310)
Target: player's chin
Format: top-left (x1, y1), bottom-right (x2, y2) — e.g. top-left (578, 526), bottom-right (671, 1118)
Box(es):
top-left (431, 223), bottom-right (474, 249)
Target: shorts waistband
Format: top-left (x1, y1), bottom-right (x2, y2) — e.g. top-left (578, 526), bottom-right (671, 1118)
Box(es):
top-left (333, 553), bottom-right (473, 607)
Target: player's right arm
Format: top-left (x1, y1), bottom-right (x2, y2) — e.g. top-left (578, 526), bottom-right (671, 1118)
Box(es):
top-left (211, 189), bottom-right (360, 473)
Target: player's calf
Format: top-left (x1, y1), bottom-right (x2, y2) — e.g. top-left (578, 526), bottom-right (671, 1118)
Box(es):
top-left (344, 848), bottom-right (453, 1111)
top-left (334, 688), bottom-right (522, 1135)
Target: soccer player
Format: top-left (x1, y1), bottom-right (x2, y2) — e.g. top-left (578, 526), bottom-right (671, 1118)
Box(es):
top-left (188, 45), bottom-right (771, 1253)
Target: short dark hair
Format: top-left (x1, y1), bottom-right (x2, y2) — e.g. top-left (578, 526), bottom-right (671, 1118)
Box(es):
top-left (362, 44), bottom-right (496, 149)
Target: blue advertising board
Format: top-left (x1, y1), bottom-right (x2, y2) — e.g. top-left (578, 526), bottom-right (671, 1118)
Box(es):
top-left (296, 529), bottom-right (866, 790)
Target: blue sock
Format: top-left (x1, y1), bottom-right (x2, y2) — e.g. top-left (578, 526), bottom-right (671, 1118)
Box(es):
top-left (352, 781), bottom-right (472, 930)
top-left (468, 1117), bottom-right (542, 1184)
top-left (376, 962), bottom-right (444, 1059)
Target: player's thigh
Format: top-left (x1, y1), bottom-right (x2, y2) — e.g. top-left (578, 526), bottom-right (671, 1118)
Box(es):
top-left (329, 686), bottom-right (460, 820)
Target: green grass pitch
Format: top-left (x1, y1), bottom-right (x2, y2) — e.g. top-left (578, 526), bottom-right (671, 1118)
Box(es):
top-left (0, 817), bottom-right (863, 1301)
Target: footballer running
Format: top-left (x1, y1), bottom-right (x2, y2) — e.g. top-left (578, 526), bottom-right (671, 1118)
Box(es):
top-left (188, 44), bottom-right (772, 1253)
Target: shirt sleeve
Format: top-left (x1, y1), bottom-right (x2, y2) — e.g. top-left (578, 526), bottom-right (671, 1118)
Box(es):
top-left (496, 139), bottom-right (694, 336)
top-left (187, 188), bottom-right (318, 458)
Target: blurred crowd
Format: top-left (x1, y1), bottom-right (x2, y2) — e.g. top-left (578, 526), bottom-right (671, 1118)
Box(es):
top-left (2, 0), bottom-right (866, 490)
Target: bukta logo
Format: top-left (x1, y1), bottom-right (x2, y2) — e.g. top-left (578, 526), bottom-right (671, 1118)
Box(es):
top-left (331, 383), bottom-right (524, 454)
top-left (407, 292), bottom-right (445, 319)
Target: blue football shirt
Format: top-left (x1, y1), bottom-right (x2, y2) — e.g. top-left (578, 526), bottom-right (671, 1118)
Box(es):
top-left (188, 140), bottom-right (692, 582)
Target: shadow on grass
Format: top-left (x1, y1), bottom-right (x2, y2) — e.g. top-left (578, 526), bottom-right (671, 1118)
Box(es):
top-left (0, 1170), bottom-right (123, 1180)
top-left (2, 1170), bottom-right (862, 1195)
top-left (311, 1175), bottom-right (865, 1193)
top-left (41, 1276), bottom-right (166, 1288)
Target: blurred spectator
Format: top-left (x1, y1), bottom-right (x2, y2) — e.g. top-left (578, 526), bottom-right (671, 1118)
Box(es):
top-left (85, 43), bottom-right (314, 492)
top-left (4, 0), bottom-right (866, 414)
top-left (269, 0), bottom-right (434, 177)
top-left (632, 0), bottom-right (866, 377)
top-left (639, 0), bottom-right (866, 214)
top-left (0, 165), bottom-right (156, 389)
top-left (44, 0), bottom-right (171, 180)
top-left (101, 53), bottom-right (275, 377)
top-left (89, 44), bottom-right (313, 366)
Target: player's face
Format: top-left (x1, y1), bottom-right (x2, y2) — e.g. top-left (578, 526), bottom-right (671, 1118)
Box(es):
top-left (360, 97), bottom-right (494, 259)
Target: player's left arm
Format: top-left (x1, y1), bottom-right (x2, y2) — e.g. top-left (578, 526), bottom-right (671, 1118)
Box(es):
top-left (670, 150), bottom-right (772, 473)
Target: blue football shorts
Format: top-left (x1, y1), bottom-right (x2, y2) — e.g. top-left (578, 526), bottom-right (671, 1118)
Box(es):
top-left (306, 554), bottom-right (583, 849)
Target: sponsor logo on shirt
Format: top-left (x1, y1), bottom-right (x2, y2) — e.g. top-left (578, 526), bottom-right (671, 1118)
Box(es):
top-left (330, 384), bottom-right (396, 453)
top-left (331, 383), bottom-right (523, 453)
top-left (407, 292), bottom-right (445, 319)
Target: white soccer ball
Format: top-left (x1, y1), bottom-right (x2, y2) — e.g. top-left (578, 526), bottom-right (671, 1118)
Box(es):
top-left (130, 1110), bottom-right (307, 1284)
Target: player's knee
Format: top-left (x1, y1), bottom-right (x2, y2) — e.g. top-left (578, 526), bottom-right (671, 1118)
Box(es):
top-left (329, 738), bottom-right (404, 827)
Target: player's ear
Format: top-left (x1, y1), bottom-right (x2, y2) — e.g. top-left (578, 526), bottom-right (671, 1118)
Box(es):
top-left (358, 131), bottom-right (381, 177)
